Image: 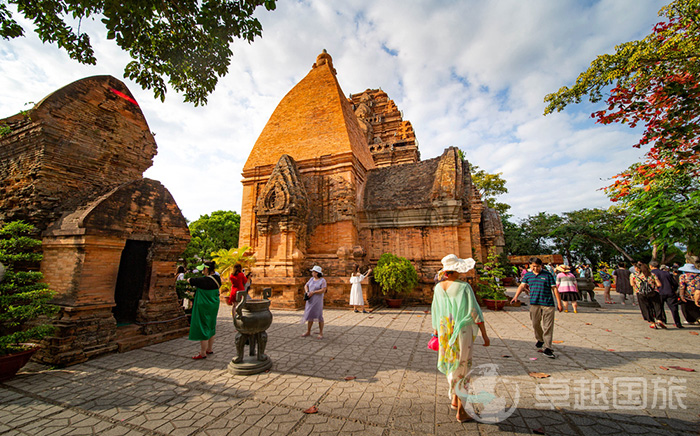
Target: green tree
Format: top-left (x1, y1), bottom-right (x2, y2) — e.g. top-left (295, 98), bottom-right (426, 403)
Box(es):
top-left (544, 0), bottom-right (700, 190)
top-left (470, 165), bottom-right (511, 216)
top-left (183, 210), bottom-right (241, 265)
top-left (475, 248), bottom-right (508, 301)
top-left (607, 160), bottom-right (700, 258)
top-left (550, 208), bottom-right (650, 264)
top-left (0, 221), bottom-right (59, 356)
top-left (1, 1), bottom-right (277, 105)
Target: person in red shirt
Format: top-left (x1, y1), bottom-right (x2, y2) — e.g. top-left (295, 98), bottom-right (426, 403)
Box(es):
top-left (228, 263), bottom-right (248, 305)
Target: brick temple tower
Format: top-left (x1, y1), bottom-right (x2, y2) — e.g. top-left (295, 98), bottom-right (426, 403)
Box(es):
top-left (240, 51), bottom-right (505, 308)
top-left (0, 76), bottom-right (190, 365)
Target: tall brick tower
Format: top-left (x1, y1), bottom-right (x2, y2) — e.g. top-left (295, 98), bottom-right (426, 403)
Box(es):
top-left (240, 51), bottom-right (375, 307)
top-left (240, 51), bottom-right (505, 309)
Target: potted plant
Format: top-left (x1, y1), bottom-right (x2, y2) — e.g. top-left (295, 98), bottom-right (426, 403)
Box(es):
top-left (476, 248), bottom-right (509, 310)
top-left (0, 221), bottom-right (59, 380)
top-left (373, 253), bottom-right (418, 308)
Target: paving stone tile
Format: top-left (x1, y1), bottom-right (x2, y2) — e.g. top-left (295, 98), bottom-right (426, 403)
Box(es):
top-left (1, 304), bottom-right (698, 436)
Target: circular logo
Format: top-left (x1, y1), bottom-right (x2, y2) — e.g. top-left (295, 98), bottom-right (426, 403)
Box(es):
top-left (454, 363), bottom-right (519, 423)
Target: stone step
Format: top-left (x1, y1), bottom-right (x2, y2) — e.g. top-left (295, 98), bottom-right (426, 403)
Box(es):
top-left (115, 327), bottom-right (190, 353)
top-left (115, 324), bottom-right (143, 339)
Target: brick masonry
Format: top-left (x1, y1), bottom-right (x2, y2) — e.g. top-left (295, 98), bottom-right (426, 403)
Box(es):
top-left (0, 76), bottom-right (190, 366)
top-left (240, 52), bottom-right (505, 309)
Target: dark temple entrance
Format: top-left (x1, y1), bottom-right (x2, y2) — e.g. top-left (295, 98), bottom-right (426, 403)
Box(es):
top-left (113, 240), bottom-right (151, 324)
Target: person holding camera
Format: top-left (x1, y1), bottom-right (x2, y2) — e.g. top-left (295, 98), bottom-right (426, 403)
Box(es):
top-left (301, 265), bottom-right (327, 339)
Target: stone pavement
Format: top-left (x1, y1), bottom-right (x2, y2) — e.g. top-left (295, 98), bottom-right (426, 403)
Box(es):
top-left (1, 290), bottom-right (699, 436)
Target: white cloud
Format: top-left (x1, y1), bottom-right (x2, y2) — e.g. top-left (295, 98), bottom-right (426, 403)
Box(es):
top-left (0, 0), bottom-right (668, 222)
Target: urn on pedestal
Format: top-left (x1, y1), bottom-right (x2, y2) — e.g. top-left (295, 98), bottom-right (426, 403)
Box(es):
top-left (228, 288), bottom-right (273, 375)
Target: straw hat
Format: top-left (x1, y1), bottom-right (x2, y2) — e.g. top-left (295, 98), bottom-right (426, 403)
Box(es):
top-left (555, 265), bottom-right (570, 273)
top-left (439, 254), bottom-right (475, 274)
top-left (678, 263), bottom-right (700, 274)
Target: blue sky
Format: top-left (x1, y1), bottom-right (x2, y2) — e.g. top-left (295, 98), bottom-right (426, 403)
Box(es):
top-left (0, 0), bottom-right (668, 222)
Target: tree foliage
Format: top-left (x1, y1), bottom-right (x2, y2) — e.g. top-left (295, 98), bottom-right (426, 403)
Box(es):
top-left (1, 0), bottom-right (277, 105)
top-left (606, 159), bottom-right (700, 256)
top-left (0, 221), bottom-right (58, 356)
top-left (544, 0), bottom-right (700, 190)
top-left (475, 248), bottom-right (508, 300)
top-left (504, 209), bottom-right (653, 265)
top-left (183, 210), bottom-right (241, 265)
top-left (469, 165), bottom-right (511, 216)
top-left (211, 245), bottom-right (255, 293)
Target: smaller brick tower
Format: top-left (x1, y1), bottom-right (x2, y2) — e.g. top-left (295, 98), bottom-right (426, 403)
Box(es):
top-left (0, 76), bottom-right (190, 366)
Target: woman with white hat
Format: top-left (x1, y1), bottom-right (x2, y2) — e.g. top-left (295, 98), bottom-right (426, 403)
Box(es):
top-left (431, 254), bottom-right (490, 423)
top-left (678, 262), bottom-right (700, 324)
top-left (301, 265), bottom-right (327, 339)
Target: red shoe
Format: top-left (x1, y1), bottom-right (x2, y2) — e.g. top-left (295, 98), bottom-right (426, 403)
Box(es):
top-left (192, 354), bottom-right (207, 360)
top-left (206, 351), bottom-right (214, 355)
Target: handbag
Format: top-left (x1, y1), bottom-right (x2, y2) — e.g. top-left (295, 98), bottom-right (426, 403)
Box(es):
top-left (427, 335), bottom-right (439, 351)
top-left (304, 292), bottom-right (310, 301)
top-left (637, 276), bottom-right (657, 297)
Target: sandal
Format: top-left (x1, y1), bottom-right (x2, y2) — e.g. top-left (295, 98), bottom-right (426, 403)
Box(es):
top-left (206, 350), bottom-right (214, 355)
top-left (192, 354), bottom-right (206, 360)
top-left (301, 333), bottom-right (310, 337)
top-left (317, 335), bottom-right (324, 339)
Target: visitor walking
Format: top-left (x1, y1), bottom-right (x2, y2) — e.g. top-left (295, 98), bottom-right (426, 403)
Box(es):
top-left (650, 260), bottom-right (683, 329)
top-left (188, 261), bottom-right (222, 359)
top-left (349, 264), bottom-right (372, 313)
top-left (512, 257), bottom-right (562, 359)
top-left (677, 262), bottom-right (700, 324)
top-left (631, 262), bottom-right (665, 329)
top-left (431, 254), bottom-right (489, 423)
top-left (227, 263), bottom-right (248, 305)
top-left (613, 262), bottom-right (634, 305)
top-left (555, 265), bottom-right (580, 313)
top-left (301, 265), bottom-right (327, 339)
top-left (599, 267), bottom-right (614, 304)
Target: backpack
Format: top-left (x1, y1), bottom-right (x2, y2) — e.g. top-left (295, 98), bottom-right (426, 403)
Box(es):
top-left (637, 275), bottom-right (656, 297)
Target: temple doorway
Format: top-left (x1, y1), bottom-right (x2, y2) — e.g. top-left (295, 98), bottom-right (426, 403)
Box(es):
top-left (113, 240), bottom-right (151, 324)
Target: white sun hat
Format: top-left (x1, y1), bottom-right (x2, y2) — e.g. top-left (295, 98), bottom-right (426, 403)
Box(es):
top-left (678, 263), bottom-right (700, 274)
top-left (310, 265), bottom-right (323, 274)
top-left (439, 254), bottom-right (476, 274)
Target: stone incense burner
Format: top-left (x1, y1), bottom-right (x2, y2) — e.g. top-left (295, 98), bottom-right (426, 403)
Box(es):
top-left (228, 288), bottom-right (273, 375)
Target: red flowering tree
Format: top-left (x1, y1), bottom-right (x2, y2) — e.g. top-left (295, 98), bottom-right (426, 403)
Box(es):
top-left (544, 0), bottom-right (700, 257)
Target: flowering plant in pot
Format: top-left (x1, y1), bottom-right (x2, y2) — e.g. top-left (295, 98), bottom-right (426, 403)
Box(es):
top-left (374, 253), bottom-right (418, 307)
top-left (476, 248), bottom-right (509, 310)
top-left (0, 221), bottom-right (58, 380)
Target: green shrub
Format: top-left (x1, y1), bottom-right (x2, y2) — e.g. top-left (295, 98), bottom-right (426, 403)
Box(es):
top-left (0, 221), bottom-right (59, 356)
top-left (374, 253), bottom-right (418, 298)
top-left (476, 248), bottom-right (508, 300)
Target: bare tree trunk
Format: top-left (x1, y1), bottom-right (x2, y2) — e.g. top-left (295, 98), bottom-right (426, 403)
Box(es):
top-left (651, 242), bottom-right (658, 262)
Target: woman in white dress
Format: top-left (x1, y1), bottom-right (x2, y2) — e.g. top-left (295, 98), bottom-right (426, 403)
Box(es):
top-left (349, 264), bottom-right (372, 313)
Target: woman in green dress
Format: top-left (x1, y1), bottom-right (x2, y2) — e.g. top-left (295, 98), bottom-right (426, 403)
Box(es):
top-left (188, 261), bottom-right (222, 359)
top-left (432, 254), bottom-right (490, 422)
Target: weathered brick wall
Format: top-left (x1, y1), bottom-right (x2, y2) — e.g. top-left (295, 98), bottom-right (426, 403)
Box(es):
top-left (0, 76), bottom-right (191, 366)
top-left (350, 89), bottom-right (420, 167)
top-left (0, 76), bottom-right (156, 231)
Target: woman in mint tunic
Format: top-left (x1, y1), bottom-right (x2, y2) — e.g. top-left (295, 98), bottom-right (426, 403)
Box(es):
top-left (432, 254), bottom-right (490, 423)
top-left (188, 261), bottom-right (222, 359)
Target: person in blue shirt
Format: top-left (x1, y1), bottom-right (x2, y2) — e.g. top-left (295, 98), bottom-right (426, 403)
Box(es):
top-left (511, 257), bottom-right (563, 359)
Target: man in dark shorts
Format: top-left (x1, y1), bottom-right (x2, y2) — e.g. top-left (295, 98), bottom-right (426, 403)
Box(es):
top-left (511, 257), bottom-right (563, 359)
top-left (650, 260), bottom-right (682, 328)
